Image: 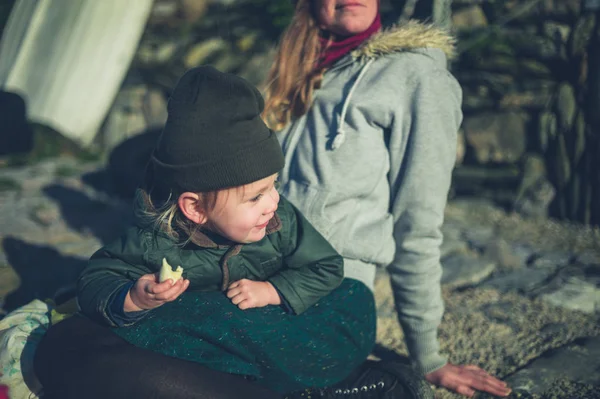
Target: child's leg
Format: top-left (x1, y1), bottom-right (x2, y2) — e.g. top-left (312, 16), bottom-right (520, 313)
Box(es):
top-left (252, 278), bottom-right (377, 391)
top-left (111, 278), bottom-right (376, 393)
top-left (34, 315), bottom-right (281, 399)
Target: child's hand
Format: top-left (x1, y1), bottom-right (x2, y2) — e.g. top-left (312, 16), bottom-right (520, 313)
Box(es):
top-left (125, 273), bottom-right (190, 312)
top-left (226, 279), bottom-right (281, 310)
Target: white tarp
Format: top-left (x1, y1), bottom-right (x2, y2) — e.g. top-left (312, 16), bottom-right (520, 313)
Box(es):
top-left (0, 0), bottom-right (153, 147)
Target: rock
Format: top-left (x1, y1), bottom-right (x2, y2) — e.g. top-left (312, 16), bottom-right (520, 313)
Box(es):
top-left (538, 112), bottom-right (557, 152)
top-left (516, 154), bottom-right (548, 199)
top-left (56, 240), bottom-right (103, 258)
top-left (511, 242), bottom-right (538, 265)
top-left (586, 0), bottom-right (600, 11)
top-left (482, 267), bottom-right (555, 294)
top-left (441, 252), bottom-right (496, 289)
top-left (574, 112), bottom-right (586, 165)
top-left (462, 87), bottom-right (495, 110)
top-left (531, 251), bottom-right (573, 269)
top-left (180, 0), bottom-right (209, 23)
top-left (584, 263), bottom-right (600, 285)
top-left (576, 251), bottom-right (600, 265)
top-left (236, 32), bottom-right (259, 53)
top-left (569, 14), bottom-right (597, 56)
top-left (462, 112), bottom-right (528, 164)
top-left (514, 154), bottom-right (555, 220)
top-left (555, 83), bottom-right (577, 131)
top-left (142, 88), bottom-right (168, 127)
top-left (473, 55), bottom-right (520, 74)
top-left (149, 0), bottom-right (179, 23)
top-left (456, 129), bottom-right (466, 165)
top-left (519, 78), bottom-right (558, 93)
top-left (212, 52), bottom-right (244, 74)
top-left (455, 72), bottom-right (514, 95)
top-left (29, 203), bottom-right (60, 227)
top-left (136, 40), bottom-right (178, 65)
top-left (500, 76), bottom-right (557, 109)
top-left (148, 0), bottom-right (208, 25)
top-left (540, 275), bottom-right (599, 313)
top-left (440, 237), bottom-right (469, 259)
top-left (452, 5), bottom-right (488, 30)
top-left (0, 177), bottom-right (21, 193)
top-left (240, 46), bottom-right (281, 82)
top-left (507, 337), bottom-right (600, 396)
top-left (513, 178), bottom-right (555, 219)
top-left (100, 84), bottom-right (167, 152)
top-left (499, 79), bottom-right (556, 110)
top-left (184, 38), bottom-right (228, 68)
top-left (441, 222), bottom-right (464, 241)
top-left (542, 0), bottom-right (581, 17)
top-left (463, 225), bottom-right (495, 251)
top-left (553, 134), bottom-right (572, 189)
top-left (484, 238), bottom-right (527, 270)
top-left (499, 90), bottom-right (553, 109)
top-left (509, 34), bottom-right (566, 61)
top-left (543, 22), bottom-right (572, 45)
top-left (518, 59), bottom-right (554, 77)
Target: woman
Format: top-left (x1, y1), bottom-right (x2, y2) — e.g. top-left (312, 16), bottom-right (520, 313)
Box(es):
top-left (263, 0), bottom-right (511, 397)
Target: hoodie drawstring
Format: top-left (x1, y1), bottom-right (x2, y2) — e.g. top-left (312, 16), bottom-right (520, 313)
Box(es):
top-left (331, 58), bottom-right (374, 150)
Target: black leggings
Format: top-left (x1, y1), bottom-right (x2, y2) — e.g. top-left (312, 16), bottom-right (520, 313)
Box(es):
top-left (34, 315), bottom-right (281, 399)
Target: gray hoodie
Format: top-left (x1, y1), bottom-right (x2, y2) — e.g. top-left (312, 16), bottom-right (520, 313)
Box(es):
top-left (277, 22), bottom-right (462, 374)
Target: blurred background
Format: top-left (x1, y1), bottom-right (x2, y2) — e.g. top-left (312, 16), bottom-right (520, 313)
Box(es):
top-left (1, 0), bottom-right (599, 225)
top-left (1, 2), bottom-right (600, 398)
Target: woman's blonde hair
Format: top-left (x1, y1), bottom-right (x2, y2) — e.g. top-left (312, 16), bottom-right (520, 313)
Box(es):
top-left (262, 0), bottom-right (325, 131)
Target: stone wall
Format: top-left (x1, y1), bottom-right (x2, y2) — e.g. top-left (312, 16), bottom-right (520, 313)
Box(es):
top-left (96, 0), bottom-right (600, 226)
top-left (450, 0), bottom-right (600, 225)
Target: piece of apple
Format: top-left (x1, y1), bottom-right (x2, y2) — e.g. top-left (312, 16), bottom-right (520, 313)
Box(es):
top-left (159, 258), bottom-right (184, 283)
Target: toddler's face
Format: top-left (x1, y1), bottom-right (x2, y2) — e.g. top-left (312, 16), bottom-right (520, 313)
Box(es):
top-left (204, 174), bottom-right (280, 244)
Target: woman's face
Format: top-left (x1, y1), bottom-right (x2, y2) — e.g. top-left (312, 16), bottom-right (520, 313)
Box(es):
top-left (315, 0), bottom-right (378, 37)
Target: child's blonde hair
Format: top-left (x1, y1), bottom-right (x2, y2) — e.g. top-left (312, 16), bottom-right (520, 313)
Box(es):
top-left (135, 182), bottom-right (250, 246)
top-left (135, 188), bottom-right (219, 246)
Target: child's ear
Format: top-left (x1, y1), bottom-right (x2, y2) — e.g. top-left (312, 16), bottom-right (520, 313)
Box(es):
top-left (178, 192), bottom-right (208, 225)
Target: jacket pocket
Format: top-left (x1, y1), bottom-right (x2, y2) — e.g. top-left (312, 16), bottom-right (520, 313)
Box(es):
top-left (260, 256), bottom-right (282, 278)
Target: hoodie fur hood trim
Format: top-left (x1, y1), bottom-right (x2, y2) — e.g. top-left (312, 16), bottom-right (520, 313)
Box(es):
top-left (352, 21), bottom-right (456, 60)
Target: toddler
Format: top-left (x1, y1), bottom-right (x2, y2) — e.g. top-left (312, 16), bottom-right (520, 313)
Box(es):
top-left (76, 66), bottom-right (375, 393)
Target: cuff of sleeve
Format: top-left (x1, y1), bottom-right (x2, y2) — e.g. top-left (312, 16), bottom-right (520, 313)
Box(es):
top-left (107, 282), bottom-right (149, 326)
top-left (275, 287), bottom-right (295, 314)
top-left (404, 329), bottom-right (448, 375)
top-left (268, 274), bottom-right (306, 315)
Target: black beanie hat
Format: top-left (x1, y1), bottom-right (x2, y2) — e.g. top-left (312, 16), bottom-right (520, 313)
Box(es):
top-left (149, 66), bottom-right (284, 194)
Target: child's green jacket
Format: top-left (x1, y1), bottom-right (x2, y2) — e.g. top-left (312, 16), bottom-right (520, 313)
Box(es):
top-left (77, 193), bottom-right (344, 326)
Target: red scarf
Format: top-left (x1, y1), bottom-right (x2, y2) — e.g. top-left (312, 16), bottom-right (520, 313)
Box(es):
top-left (316, 13), bottom-right (381, 70)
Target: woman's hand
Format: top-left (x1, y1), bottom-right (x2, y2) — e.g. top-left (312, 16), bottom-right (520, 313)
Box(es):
top-left (425, 363), bottom-right (511, 397)
top-left (227, 279), bottom-right (281, 310)
top-left (125, 273), bottom-right (190, 312)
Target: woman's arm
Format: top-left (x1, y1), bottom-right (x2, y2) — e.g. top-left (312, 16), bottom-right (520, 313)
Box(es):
top-left (386, 66), bottom-right (462, 374)
top-left (387, 59), bottom-right (510, 398)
